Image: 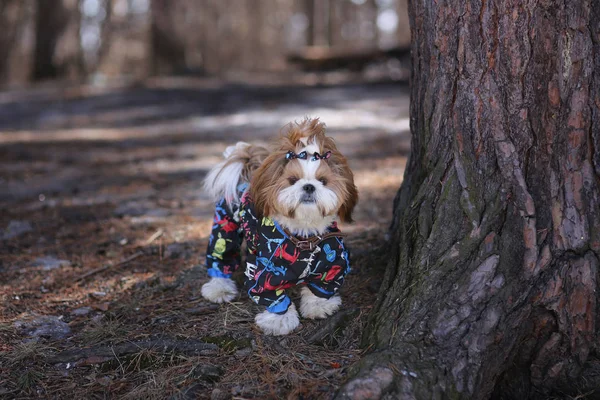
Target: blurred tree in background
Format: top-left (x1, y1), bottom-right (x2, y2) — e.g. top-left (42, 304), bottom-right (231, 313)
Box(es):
top-left (32, 0), bottom-right (85, 81)
top-left (0, 0), bottom-right (411, 87)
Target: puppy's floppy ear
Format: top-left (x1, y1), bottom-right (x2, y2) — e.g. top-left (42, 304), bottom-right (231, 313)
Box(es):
top-left (249, 152), bottom-right (287, 218)
top-left (337, 164), bottom-right (358, 223)
top-left (320, 135), bottom-right (358, 223)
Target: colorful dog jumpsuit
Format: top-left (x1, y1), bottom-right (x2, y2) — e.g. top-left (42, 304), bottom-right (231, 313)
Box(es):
top-left (205, 185), bottom-right (350, 314)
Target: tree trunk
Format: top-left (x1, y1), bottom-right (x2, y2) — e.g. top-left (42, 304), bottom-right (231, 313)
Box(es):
top-left (395, 0), bottom-right (411, 48)
top-left (305, 0), bottom-right (315, 46)
top-left (312, 0), bottom-right (331, 47)
top-left (32, 0), bottom-right (83, 81)
top-left (338, 1), bottom-right (600, 399)
top-left (149, 0), bottom-right (187, 76)
top-left (0, 0), bottom-right (29, 84)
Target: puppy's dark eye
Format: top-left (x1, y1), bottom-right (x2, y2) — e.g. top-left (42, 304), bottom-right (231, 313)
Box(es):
top-left (288, 177), bottom-right (299, 185)
top-left (318, 177), bottom-right (328, 186)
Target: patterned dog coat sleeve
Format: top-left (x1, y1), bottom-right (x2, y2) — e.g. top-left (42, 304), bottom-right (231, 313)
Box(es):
top-left (205, 196), bottom-right (244, 279)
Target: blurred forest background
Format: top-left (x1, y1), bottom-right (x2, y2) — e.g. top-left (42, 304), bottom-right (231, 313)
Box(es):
top-left (0, 0), bottom-right (410, 87)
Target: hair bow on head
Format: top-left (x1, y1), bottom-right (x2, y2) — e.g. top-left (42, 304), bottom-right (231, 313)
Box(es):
top-left (310, 151), bottom-right (332, 161)
top-left (285, 150), bottom-right (332, 161)
top-left (286, 151), bottom-right (308, 160)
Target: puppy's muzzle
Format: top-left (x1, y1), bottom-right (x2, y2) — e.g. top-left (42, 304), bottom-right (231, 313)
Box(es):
top-left (301, 184), bottom-right (316, 203)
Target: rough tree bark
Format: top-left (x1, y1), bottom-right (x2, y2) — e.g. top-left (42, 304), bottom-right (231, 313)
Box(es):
top-left (338, 1), bottom-right (599, 399)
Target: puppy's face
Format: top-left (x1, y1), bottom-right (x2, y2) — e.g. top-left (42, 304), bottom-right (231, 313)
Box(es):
top-left (251, 119), bottom-right (358, 225)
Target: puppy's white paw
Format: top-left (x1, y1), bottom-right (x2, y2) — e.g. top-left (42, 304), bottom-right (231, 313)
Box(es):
top-left (201, 277), bottom-right (238, 303)
top-left (255, 303), bottom-right (300, 336)
top-left (299, 286), bottom-right (342, 319)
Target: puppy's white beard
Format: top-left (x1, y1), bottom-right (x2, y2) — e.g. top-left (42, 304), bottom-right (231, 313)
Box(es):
top-left (275, 207), bottom-right (336, 237)
top-left (314, 186), bottom-right (338, 215)
top-left (276, 183), bottom-right (338, 237)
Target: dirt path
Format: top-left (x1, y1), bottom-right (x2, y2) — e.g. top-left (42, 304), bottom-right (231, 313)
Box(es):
top-left (0, 78), bottom-right (410, 399)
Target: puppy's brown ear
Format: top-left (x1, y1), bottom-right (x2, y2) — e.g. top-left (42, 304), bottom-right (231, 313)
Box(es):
top-left (338, 167), bottom-right (358, 223)
top-left (250, 152), bottom-right (287, 218)
top-left (320, 135), bottom-right (357, 224)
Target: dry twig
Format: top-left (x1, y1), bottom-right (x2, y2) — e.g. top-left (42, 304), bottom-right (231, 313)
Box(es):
top-left (184, 304), bottom-right (220, 315)
top-left (143, 229), bottom-right (164, 245)
top-left (75, 252), bottom-right (144, 282)
top-left (49, 338), bottom-right (219, 366)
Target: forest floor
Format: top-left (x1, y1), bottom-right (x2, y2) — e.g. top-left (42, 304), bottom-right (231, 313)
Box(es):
top-left (0, 77), bottom-right (410, 399)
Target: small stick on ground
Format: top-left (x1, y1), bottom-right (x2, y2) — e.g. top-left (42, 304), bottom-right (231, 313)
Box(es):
top-left (75, 251), bottom-right (144, 282)
top-left (49, 338), bottom-right (219, 366)
top-left (143, 229), bottom-right (164, 245)
top-left (184, 304), bottom-right (220, 315)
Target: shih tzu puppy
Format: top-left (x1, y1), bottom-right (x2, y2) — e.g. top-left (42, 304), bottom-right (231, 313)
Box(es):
top-left (201, 118), bottom-right (358, 335)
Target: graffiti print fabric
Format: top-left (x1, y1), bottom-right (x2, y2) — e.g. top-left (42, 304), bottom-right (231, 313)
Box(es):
top-left (205, 186), bottom-right (350, 314)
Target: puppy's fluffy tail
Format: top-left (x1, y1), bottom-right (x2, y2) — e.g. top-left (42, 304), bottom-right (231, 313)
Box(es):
top-left (204, 142), bottom-right (268, 207)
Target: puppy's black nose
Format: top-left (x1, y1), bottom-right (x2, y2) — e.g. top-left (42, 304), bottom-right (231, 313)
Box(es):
top-left (303, 184), bottom-right (316, 193)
